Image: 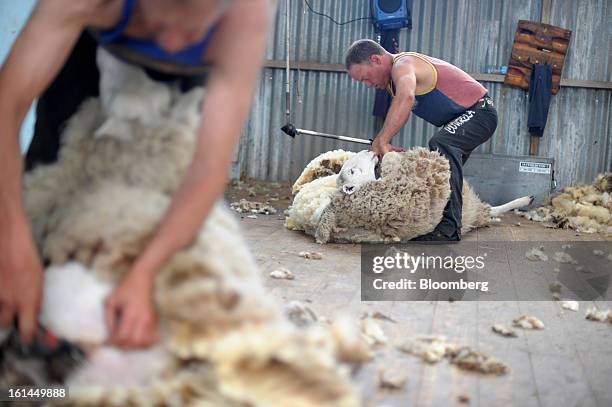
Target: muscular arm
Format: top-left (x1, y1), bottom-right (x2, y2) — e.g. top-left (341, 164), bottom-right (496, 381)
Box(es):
top-left (0, 0), bottom-right (104, 341)
top-left (127, 0), bottom-right (273, 279)
top-left (373, 59), bottom-right (417, 146)
top-left (0, 1), bottom-right (89, 219)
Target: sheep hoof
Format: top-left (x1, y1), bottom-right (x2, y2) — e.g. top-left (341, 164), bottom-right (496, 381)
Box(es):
top-left (315, 235), bottom-right (328, 244)
top-left (315, 230), bottom-right (330, 244)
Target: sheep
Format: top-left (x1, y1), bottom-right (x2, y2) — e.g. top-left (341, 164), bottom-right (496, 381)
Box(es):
top-left (2, 48), bottom-right (364, 406)
top-left (518, 173), bottom-right (612, 235)
top-left (286, 149), bottom-right (533, 243)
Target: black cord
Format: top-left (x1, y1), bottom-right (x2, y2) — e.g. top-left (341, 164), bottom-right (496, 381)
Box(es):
top-left (303, 0), bottom-right (371, 25)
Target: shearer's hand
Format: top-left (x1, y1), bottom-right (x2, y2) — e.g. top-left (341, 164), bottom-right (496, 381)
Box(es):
top-left (105, 269), bottom-right (160, 348)
top-left (371, 137), bottom-right (390, 158)
top-left (0, 226), bottom-right (43, 344)
top-left (371, 137), bottom-right (404, 159)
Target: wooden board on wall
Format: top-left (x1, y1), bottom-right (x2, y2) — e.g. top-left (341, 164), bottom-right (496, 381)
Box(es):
top-left (504, 20), bottom-right (572, 95)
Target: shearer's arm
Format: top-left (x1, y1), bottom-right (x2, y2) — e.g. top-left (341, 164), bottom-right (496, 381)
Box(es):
top-left (0, 0), bottom-right (113, 343)
top-left (371, 59), bottom-right (417, 156)
top-left (126, 1), bottom-right (273, 281)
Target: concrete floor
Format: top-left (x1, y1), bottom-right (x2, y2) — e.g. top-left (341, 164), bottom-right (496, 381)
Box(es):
top-left (226, 180), bottom-right (612, 407)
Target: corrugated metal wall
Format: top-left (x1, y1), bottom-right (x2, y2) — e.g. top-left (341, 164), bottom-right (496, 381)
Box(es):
top-left (237, 0), bottom-right (611, 188)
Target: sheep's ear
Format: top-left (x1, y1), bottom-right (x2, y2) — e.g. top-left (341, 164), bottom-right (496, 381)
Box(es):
top-left (342, 184), bottom-right (356, 195)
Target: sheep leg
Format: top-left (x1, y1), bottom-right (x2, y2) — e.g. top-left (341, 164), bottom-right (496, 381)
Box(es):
top-left (315, 207), bottom-right (337, 244)
top-left (490, 196), bottom-right (534, 216)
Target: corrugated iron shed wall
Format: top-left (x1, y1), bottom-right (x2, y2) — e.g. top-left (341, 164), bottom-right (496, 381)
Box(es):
top-left (236, 0), bottom-right (611, 188)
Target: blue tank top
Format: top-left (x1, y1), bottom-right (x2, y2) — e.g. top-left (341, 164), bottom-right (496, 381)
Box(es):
top-left (97, 0), bottom-right (218, 67)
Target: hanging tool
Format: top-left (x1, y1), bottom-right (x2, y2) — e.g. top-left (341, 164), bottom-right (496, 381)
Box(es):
top-left (280, 123), bottom-right (372, 145)
top-left (280, 3), bottom-right (402, 151)
top-left (280, 123), bottom-right (406, 153)
top-left (280, 3), bottom-right (370, 148)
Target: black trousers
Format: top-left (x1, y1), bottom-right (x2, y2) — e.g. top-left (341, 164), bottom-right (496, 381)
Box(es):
top-left (428, 96), bottom-right (498, 239)
top-left (25, 31), bottom-right (204, 171)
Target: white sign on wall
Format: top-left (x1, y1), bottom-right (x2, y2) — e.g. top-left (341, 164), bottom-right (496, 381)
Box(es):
top-left (519, 161), bottom-right (552, 174)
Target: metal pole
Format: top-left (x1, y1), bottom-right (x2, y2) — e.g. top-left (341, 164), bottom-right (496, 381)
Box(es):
top-left (285, 0), bottom-right (291, 124)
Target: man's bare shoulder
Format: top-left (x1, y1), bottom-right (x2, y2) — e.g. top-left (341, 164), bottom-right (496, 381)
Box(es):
top-left (394, 53), bottom-right (419, 64)
top-left (393, 53), bottom-right (437, 84)
top-left (391, 54), bottom-right (417, 78)
top-left (35, 0), bottom-right (121, 27)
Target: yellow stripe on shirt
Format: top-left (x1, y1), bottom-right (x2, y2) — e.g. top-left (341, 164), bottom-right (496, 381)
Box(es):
top-left (391, 51), bottom-right (438, 96)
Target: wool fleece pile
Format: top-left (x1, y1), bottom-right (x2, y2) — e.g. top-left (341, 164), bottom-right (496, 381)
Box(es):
top-left (517, 173), bottom-right (612, 235)
top-left (2, 49), bottom-right (363, 406)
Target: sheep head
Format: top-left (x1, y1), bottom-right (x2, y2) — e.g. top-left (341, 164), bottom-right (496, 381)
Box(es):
top-left (337, 150), bottom-right (379, 195)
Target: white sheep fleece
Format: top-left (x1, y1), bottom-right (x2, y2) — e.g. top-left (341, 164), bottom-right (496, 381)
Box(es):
top-left (38, 261), bottom-right (173, 391)
top-left (292, 149), bottom-right (356, 194)
top-left (517, 173), bottom-right (612, 235)
top-left (40, 262), bottom-right (112, 344)
top-left (285, 174), bottom-right (340, 234)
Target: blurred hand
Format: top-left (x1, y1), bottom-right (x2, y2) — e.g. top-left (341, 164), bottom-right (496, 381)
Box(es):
top-left (0, 227), bottom-right (43, 344)
top-left (105, 269), bottom-right (160, 348)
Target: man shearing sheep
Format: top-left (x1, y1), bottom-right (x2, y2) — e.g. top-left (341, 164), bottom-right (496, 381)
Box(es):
top-left (0, 0), bottom-right (273, 348)
top-left (345, 39), bottom-right (498, 242)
